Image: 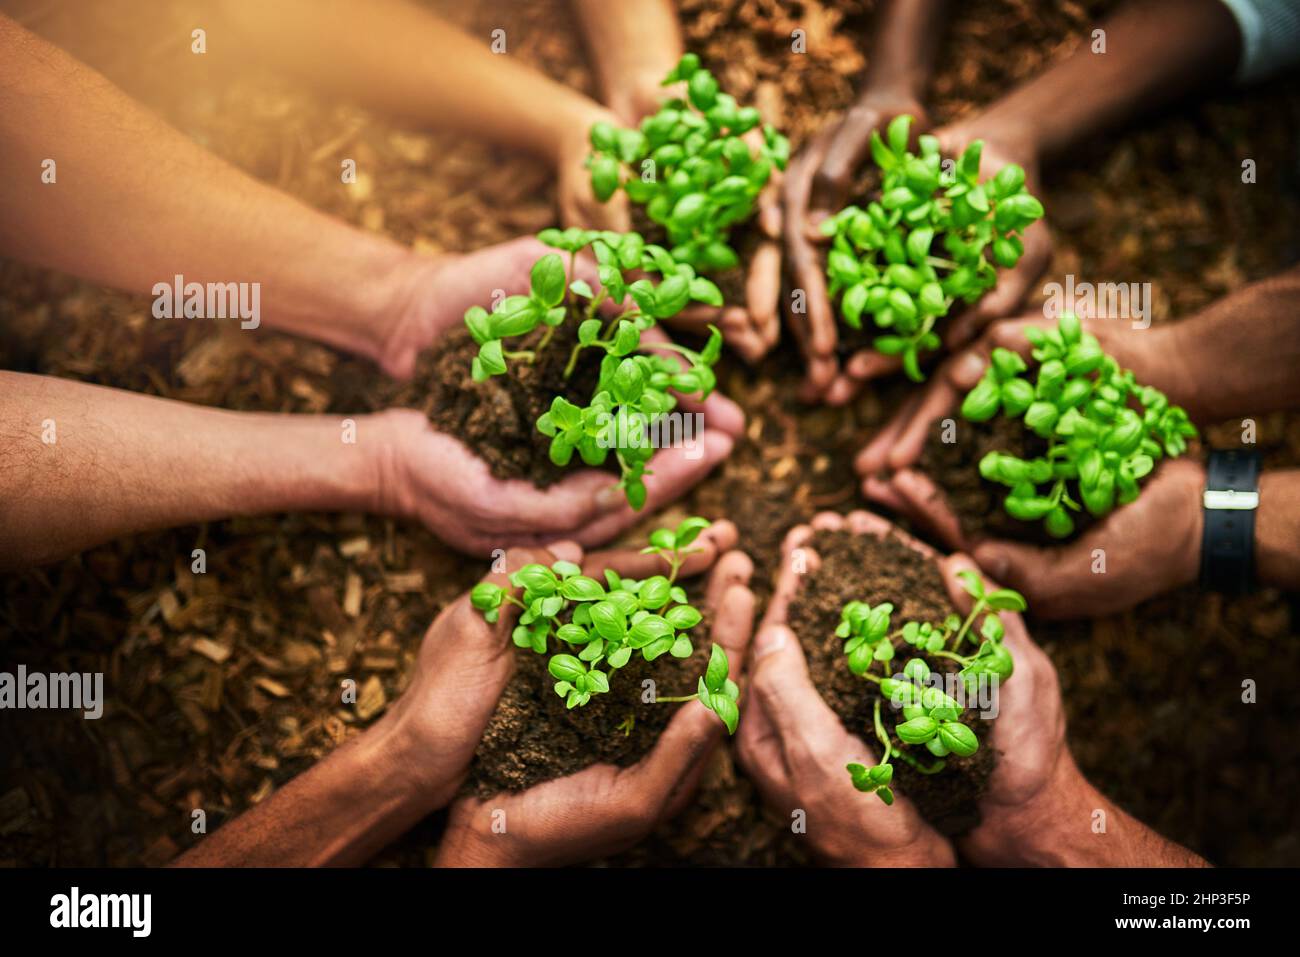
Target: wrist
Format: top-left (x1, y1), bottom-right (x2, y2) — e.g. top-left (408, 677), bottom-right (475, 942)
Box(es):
top-left (220, 409), bottom-right (387, 518)
top-left (968, 750), bottom-right (1114, 866)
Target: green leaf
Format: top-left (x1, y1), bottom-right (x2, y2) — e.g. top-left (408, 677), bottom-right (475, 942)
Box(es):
top-left (560, 576), bottom-right (606, 602)
top-left (886, 114), bottom-right (911, 155)
top-left (960, 378), bottom-right (1000, 422)
top-left (470, 582), bottom-right (504, 611)
top-left (708, 694), bottom-right (739, 735)
top-left (530, 254), bottom-right (567, 307)
top-left (984, 588), bottom-right (1027, 612)
top-left (477, 339), bottom-right (507, 376)
top-left (548, 654), bottom-right (586, 683)
top-left (665, 605), bottom-right (703, 629)
top-left (895, 716), bottom-right (939, 745)
top-left (937, 721), bottom-right (979, 757)
top-left (704, 643), bottom-right (729, 692)
top-left (591, 154), bottom-right (620, 202)
top-left (956, 569), bottom-right (985, 600)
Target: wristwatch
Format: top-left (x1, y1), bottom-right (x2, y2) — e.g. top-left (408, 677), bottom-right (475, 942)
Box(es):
top-left (1199, 448), bottom-right (1262, 594)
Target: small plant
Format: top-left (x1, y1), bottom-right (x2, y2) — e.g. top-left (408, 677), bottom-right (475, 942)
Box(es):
top-left (464, 228), bottom-right (724, 509)
top-left (470, 518), bottom-right (740, 734)
top-left (821, 115), bottom-right (1045, 380)
top-left (958, 312), bottom-right (1198, 538)
top-left (841, 571), bottom-right (1022, 805)
top-left (587, 52), bottom-right (789, 273)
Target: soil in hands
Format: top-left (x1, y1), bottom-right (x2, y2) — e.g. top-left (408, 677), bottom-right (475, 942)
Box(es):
top-left (921, 415), bottom-right (1094, 545)
top-left (785, 529), bottom-right (994, 835)
top-left (394, 313), bottom-right (610, 488)
top-left (465, 595), bottom-right (714, 796)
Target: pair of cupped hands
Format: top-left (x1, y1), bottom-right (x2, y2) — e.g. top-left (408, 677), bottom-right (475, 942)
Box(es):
top-left (381, 513), bottom-right (1070, 867)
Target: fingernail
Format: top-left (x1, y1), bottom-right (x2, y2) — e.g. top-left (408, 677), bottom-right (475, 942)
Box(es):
top-left (753, 624), bottom-right (791, 660)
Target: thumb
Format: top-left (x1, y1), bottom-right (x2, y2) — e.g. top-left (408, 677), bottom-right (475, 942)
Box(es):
top-left (972, 539), bottom-right (1069, 611)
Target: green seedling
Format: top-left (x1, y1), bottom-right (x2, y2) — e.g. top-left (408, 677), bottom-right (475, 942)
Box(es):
top-left (821, 115), bottom-right (1044, 380)
top-left (469, 518), bottom-right (740, 734)
top-left (587, 52), bottom-right (789, 273)
top-left (464, 228), bottom-right (724, 509)
top-left (841, 571), bottom-right (1023, 805)
top-left (959, 311), bottom-right (1198, 538)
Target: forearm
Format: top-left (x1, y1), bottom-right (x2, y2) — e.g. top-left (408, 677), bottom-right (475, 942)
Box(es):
top-left (1159, 267), bottom-right (1300, 421)
top-left (974, 752), bottom-right (1208, 867)
top-left (218, 0), bottom-right (611, 164)
top-left (0, 372), bottom-right (386, 570)
top-left (0, 15), bottom-right (413, 366)
top-left (571, 0), bottom-right (683, 122)
top-left (863, 0), bottom-right (948, 101)
top-left (176, 715), bottom-right (433, 866)
top-left (948, 0), bottom-right (1239, 161)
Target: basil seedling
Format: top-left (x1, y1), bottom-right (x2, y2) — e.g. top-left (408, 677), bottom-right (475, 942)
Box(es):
top-left (464, 228), bottom-right (723, 509)
top-left (821, 115), bottom-right (1044, 380)
top-left (470, 518), bottom-right (740, 733)
top-left (587, 52), bottom-right (789, 274)
top-left (959, 311), bottom-right (1198, 537)
top-left (840, 571), bottom-right (1023, 804)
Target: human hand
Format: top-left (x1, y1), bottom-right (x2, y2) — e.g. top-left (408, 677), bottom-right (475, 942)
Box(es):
top-left (379, 540), bottom-right (587, 811)
top-left (735, 509), bottom-right (956, 866)
top-left (368, 347), bottom-right (743, 553)
top-left (381, 236), bottom-right (598, 380)
top-left (433, 522), bottom-right (757, 866)
top-left (856, 315), bottom-right (1201, 617)
top-left (782, 98), bottom-right (927, 403)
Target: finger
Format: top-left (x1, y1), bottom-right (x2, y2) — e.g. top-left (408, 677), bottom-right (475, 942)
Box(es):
top-left (844, 348), bottom-right (903, 383)
top-left (763, 524), bottom-right (817, 630)
top-left (747, 623), bottom-right (845, 755)
top-left (745, 241), bottom-right (783, 352)
top-left (706, 548), bottom-right (755, 610)
top-left (854, 391), bottom-right (923, 477)
top-left (972, 538), bottom-right (1078, 619)
top-left (808, 128), bottom-right (869, 223)
top-left (573, 431), bottom-right (735, 547)
top-left (582, 519), bottom-right (738, 581)
top-left (892, 469), bottom-right (969, 551)
top-left (713, 306), bottom-right (768, 364)
top-left (735, 673), bottom-right (793, 799)
top-left (861, 474), bottom-right (910, 513)
top-left (810, 511), bottom-right (846, 531)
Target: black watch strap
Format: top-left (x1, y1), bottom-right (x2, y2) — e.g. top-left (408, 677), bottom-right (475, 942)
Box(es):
top-left (1200, 449), bottom-right (1261, 594)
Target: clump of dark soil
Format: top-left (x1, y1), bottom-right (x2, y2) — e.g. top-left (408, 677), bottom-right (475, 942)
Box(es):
top-left (785, 529), bottom-right (994, 835)
top-left (393, 315), bottom-right (608, 488)
top-left (465, 595), bottom-right (714, 796)
top-left (921, 414), bottom-right (1094, 544)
